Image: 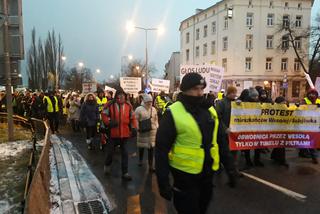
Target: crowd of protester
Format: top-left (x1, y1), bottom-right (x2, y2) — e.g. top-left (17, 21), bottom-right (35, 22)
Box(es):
top-left (0, 77), bottom-right (319, 213)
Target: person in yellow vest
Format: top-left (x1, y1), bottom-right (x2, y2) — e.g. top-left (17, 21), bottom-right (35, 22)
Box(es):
top-left (96, 89), bottom-right (108, 112)
top-left (96, 89), bottom-right (108, 149)
top-left (299, 88), bottom-right (319, 164)
top-left (217, 89), bottom-right (225, 100)
top-left (43, 91), bottom-right (60, 134)
top-left (155, 73), bottom-right (221, 214)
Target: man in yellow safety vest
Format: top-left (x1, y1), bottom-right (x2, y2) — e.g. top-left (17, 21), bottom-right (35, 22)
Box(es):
top-left (155, 73), bottom-right (221, 214)
top-left (43, 91), bottom-right (60, 134)
top-left (300, 88), bottom-right (319, 164)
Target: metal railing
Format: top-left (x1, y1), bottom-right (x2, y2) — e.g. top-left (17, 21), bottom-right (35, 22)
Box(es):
top-left (0, 112), bottom-right (50, 213)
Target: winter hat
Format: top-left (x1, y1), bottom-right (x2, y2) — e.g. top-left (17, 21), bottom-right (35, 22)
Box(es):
top-left (307, 88), bottom-right (319, 97)
top-left (180, 73), bottom-right (206, 92)
top-left (226, 86), bottom-right (237, 95)
top-left (248, 87), bottom-right (259, 99)
top-left (114, 86), bottom-right (126, 98)
top-left (142, 94), bottom-right (153, 103)
top-left (275, 96), bottom-right (286, 104)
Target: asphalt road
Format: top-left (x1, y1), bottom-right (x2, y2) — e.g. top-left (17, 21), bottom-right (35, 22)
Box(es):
top-left (60, 126), bottom-right (320, 214)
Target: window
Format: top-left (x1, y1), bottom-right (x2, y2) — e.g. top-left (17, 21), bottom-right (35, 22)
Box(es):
top-left (282, 35), bottom-right (289, 49)
top-left (298, 3), bottom-right (302, 9)
top-left (267, 14), bottom-right (274, 26)
top-left (246, 34), bottom-right (253, 49)
top-left (246, 13), bottom-right (253, 26)
top-left (203, 25), bottom-right (208, 37)
top-left (212, 21), bottom-right (216, 34)
top-left (245, 57), bottom-right (252, 71)
top-left (225, 4), bottom-right (228, 10)
top-left (296, 16), bottom-right (302, 27)
top-left (211, 41), bottom-right (216, 55)
top-left (292, 81), bottom-right (301, 98)
top-left (248, 0), bottom-right (252, 7)
top-left (186, 49), bottom-right (190, 61)
top-left (266, 58), bottom-right (272, 71)
top-left (203, 43), bottom-right (207, 56)
top-left (283, 15), bottom-right (290, 27)
top-left (285, 2), bottom-right (289, 8)
top-left (186, 32), bottom-right (190, 44)
top-left (281, 58), bottom-right (288, 71)
top-left (266, 35), bottom-right (273, 49)
top-left (223, 37), bottom-right (228, 50)
top-left (212, 10), bottom-right (216, 15)
top-left (294, 58), bottom-right (301, 71)
top-left (196, 46), bottom-right (200, 57)
top-left (294, 38), bottom-right (301, 49)
top-left (196, 28), bottom-right (200, 40)
top-left (222, 58), bottom-right (227, 72)
top-left (224, 17), bottom-right (228, 29)
top-left (269, 1), bottom-right (274, 8)
top-left (205, 14), bottom-right (207, 19)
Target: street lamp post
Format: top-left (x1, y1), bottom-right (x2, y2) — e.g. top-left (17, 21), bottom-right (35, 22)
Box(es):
top-left (1, 0), bottom-right (14, 141)
top-left (126, 21), bottom-right (164, 88)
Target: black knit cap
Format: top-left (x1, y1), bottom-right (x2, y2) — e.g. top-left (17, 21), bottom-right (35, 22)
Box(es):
top-left (180, 73), bottom-right (206, 92)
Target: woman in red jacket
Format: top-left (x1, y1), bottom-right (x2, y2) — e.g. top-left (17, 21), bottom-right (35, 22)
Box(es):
top-left (101, 87), bottom-right (137, 180)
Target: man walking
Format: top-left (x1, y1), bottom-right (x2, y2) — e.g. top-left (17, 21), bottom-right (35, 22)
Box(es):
top-left (43, 91), bottom-right (59, 134)
top-left (155, 73), bottom-right (220, 214)
top-left (101, 87), bottom-right (137, 180)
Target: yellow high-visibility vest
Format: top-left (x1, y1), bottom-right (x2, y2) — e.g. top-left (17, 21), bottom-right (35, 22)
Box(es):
top-left (168, 101), bottom-right (220, 174)
top-left (97, 97), bottom-right (108, 112)
top-left (304, 97), bottom-right (320, 105)
top-left (217, 92), bottom-right (224, 100)
top-left (43, 96), bottom-right (59, 113)
top-left (156, 96), bottom-right (166, 110)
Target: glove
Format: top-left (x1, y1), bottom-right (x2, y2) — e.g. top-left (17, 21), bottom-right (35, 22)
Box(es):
top-left (159, 184), bottom-right (172, 201)
top-left (131, 128), bottom-right (137, 137)
top-left (109, 120), bottom-right (118, 128)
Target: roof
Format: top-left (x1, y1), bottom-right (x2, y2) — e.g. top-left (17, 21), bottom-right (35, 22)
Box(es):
top-left (179, 0), bottom-right (224, 31)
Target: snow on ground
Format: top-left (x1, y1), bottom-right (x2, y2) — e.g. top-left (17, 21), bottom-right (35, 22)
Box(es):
top-left (0, 140), bottom-right (32, 160)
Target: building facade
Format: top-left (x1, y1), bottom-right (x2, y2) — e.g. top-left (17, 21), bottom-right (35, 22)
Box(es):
top-left (164, 52), bottom-right (180, 92)
top-left (0, 0), bottom-right (24, 86)
top-left (180, 0), bottom-right (313, 101)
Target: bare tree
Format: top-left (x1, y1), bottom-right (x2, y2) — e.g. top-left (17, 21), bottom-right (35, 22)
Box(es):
top-left (27, 28), bottom-right (38, 90)
top-left (63, 67), bottom-right (94, 91)
top-left (123, 59), bottom-right (158, 78)
top-left (275, 13), bottom-right (320, 84)
top-left (26, 28), bottom-right (65, 90)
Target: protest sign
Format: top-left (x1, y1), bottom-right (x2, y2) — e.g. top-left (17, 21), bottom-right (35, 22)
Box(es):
top-left (82, 82), bottom-right (97, 93)
top-left (104, 85), bottom-right (116, 95)
top-left (150, 78), bottom-right (170, 93)
top-left (180, 64), bottom-right (224, 93)
top-left (229, 102), bottom-right (320, 150)
top-left (120, 77), bottom-right (141, 94)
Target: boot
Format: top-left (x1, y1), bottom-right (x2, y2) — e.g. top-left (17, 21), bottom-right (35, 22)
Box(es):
top-left (86, 139), bottom-right (92, 150)
top-left (122, 173), bottom-right (132, 181)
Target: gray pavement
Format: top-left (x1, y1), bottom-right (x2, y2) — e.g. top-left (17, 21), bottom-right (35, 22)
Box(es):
top-left (60, 126), bottom-right (320, 214)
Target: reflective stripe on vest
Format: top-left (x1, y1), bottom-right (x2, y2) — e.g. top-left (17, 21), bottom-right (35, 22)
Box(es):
top-left (168, 101), bottom-right (220, 174)
top-left (44, 96), bottom-right (59, 113)
top-left (304, 97), bottom-right (320, 105)
top-left (97, 97), bottom-right (108, 111)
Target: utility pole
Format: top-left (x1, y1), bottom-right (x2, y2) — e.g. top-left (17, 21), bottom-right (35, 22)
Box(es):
top-left (2, 0), bottom-right (14, 141)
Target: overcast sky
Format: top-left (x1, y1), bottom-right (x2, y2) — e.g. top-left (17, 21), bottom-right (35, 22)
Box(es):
top-left (22, 0), bottom-right (320, 85)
